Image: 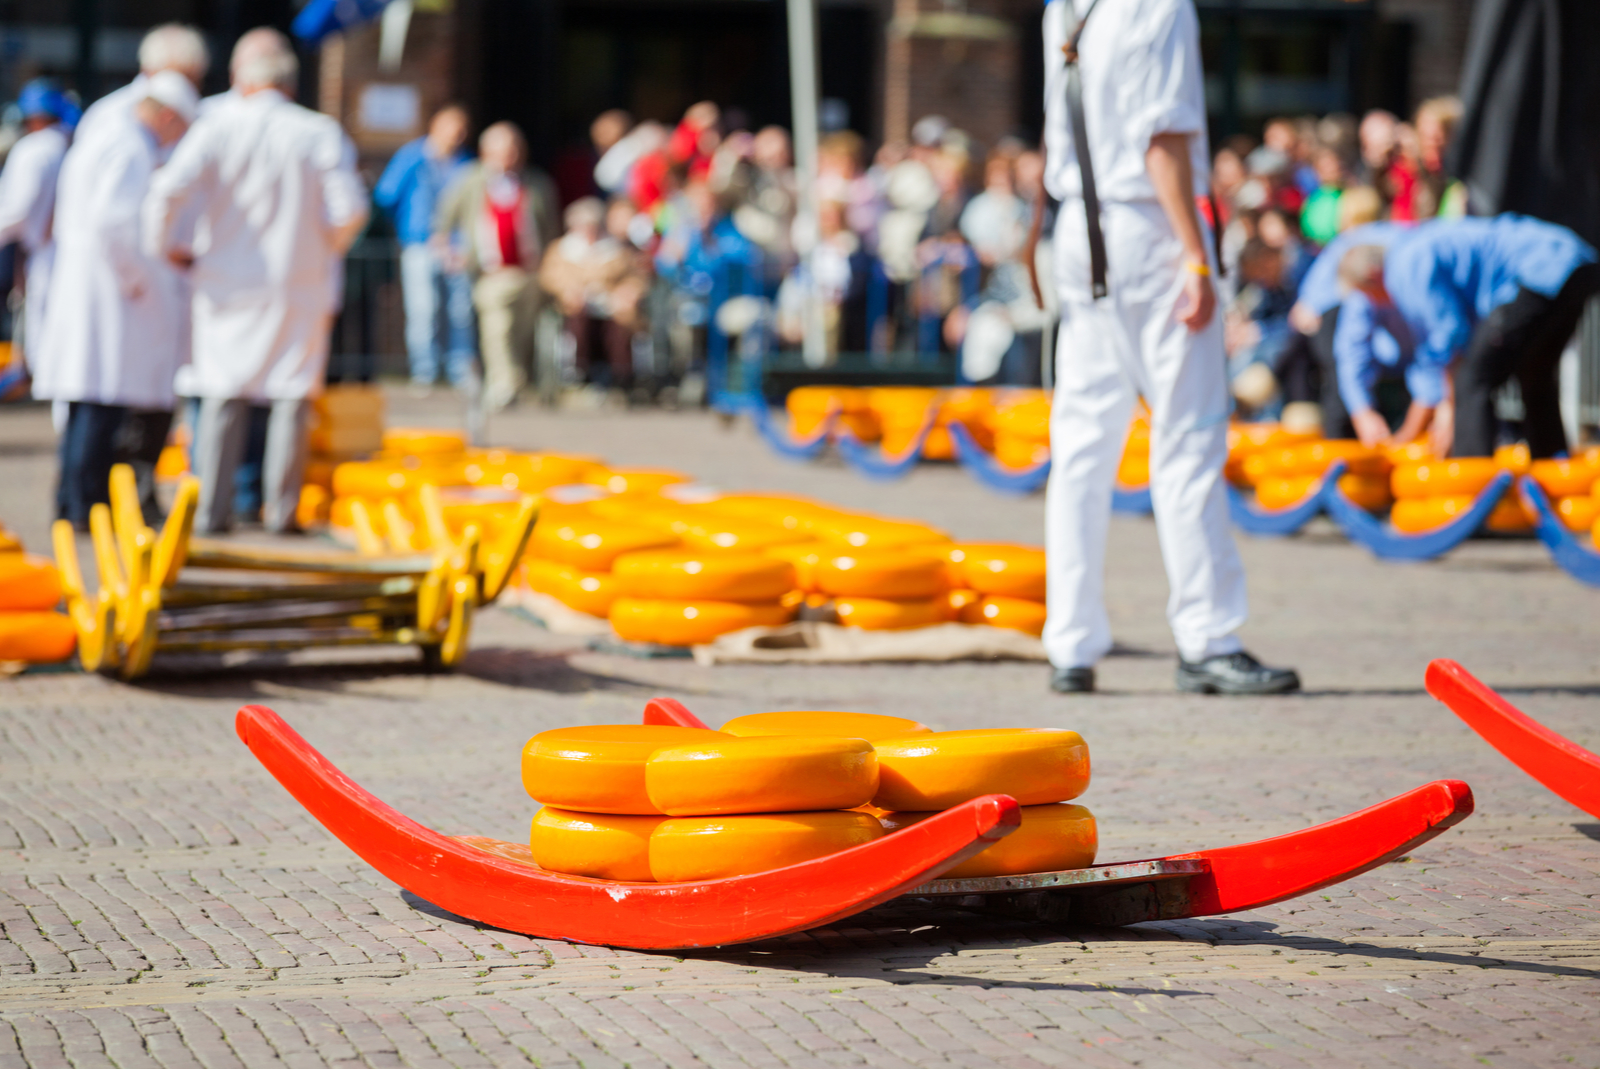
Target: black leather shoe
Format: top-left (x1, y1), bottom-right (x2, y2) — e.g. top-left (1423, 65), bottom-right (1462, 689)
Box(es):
top-left (1050, 667), bottom-right (1096, 693)
top-left (1175, 651), bottom-right (1300, 695)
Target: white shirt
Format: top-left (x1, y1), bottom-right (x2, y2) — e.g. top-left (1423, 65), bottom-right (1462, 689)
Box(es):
top-left (73, 76), bottom-right (147, 149)
top-left (143, 89), bottom-right (368, 401)
top-left (0, 123), bottom-right (69, 252)
top-left (33, 114), bottom-right (186, 408)
top-left (1042, 0), bottom-right (1211, 204)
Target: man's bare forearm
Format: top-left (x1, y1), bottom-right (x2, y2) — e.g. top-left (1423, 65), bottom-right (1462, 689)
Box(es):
top-left (1146, 132), bottom-right (1207, 264)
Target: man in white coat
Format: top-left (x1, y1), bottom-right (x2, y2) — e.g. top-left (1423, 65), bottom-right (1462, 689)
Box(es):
top-left (32, 73), bottom-right (196, 529)
top-left (1040, 0), bottom-right (1298, 694)
top-left (75, 24), bottom-right (209, 148)
top-left (0, 80), bottom-right (78, 377)
top-left (144, 28), bottom-right (368, 535)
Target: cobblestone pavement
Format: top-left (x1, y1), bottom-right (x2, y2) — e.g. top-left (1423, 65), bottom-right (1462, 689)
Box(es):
top-left (3, 396), bottom-right (1599, 1068)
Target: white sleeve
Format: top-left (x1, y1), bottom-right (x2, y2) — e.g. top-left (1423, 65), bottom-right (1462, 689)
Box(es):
top-left (1117, 0), bottom-right (1207, 151)
top-left (98, 145), bottom-right (154, 298)
top-left (142, 124), bottom-right (213, 259)
top-left (319, 127), bottom-right (369, 256)
top-left (0, 137), bottom-right (51, 246)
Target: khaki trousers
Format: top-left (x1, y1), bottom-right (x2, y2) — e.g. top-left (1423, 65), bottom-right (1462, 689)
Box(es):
top-left (473, 268), bottom-right (537, 409)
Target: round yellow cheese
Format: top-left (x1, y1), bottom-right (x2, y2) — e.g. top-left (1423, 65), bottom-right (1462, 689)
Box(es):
top-left (834, 594), bottom-right (949, 631)
top-left (531, 517), bottom-right (679, 571)
top-left (808, 515), bottom-right (951, 550)
top-left (649, 811), bottom-right (884, 882)
top-left (529, 806), bottom-right (663, 881)
top-left (873, 728), bottom-right (1090, 810)
top-left (612, 549), bottom-right (796, 601)
top-left (719, 710), bottom-right (931, 742)
top-left (382, 427), bottom-right (468, 456)
top-left (521, 725), bottom-right (719, 814)
top-left (0, 554), bottom-right (63, 612)
top-left (952, 544), bottom-right (1046, 600)
top-left (645, 735), bottom-right (878, 815)
top-left (763, 542), bottom-right (826, 591)
top-left (584, 468), bottom-right (690, 495)
top-left (523, 558), bottom-right (618, 617)
top-left (958, 595), bottom-right (1047, 636)
top-left (814, 551), bottom-right (947, 598)
top-left (609, 597), bottom-right (794, 645)
top-left (881, 803), bottom-right (1096, 878)
top-left (1391, 458), bottom-right (1499, 499)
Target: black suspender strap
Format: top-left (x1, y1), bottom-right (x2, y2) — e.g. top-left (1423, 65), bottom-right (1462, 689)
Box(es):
top-left (1063, 0), bottom-right (1107, 298)
top-left (1207, 191), bottom-right (1228, 279)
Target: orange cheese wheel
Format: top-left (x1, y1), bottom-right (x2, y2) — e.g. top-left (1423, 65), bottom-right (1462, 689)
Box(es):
top-left (1336, 473), bottom-right (1393, 512)
top-left (958, 595), bottom-right (1047, 636)
top-left (719, 711), bottom-right (932, 741)
top-left (947, 588), bottom-right (982, 615)
top-left (382, 427), bottom-right (468, 456)
top-left (1386, 439), bottom-right (1434, 465)
top-left (1253, 475), bottom-right (1319, 512)
top-left (1116, 453), bottom-right (1150, 488)
top-left (872, 728), bottom-right (1089, 810)
top-left (649, 811), bottom-right (883, 882)
top-left (524, 558), bottom-right (619, 617)
top-left (1485, 495), bottom-right (1535, 533)
top-left (645, 735), bottom-right (877, 815)
top-left (1389, 495), bottom-right (1476, 533)
top-left (881, 803), bottom-right (1097, 879)
top-left (1239, 452), bottom-right (1273, 487)
top-left (834, 595), bottom-right (949, 631)
top-left (612, 549), bottom-right (795, 601)
top-left (462, 451), bottom-right (603, 492)
top-left (1529, 459), bottom-right (1600, 499)
top-left (0, 611), bottom-right (77, 663)
top-left (1124, 418), bottom-right (1151, 454)
top-left (988, 397), bottom-right (1050, 440)
top-left (521, 725), bottom-right (719, 814)
top-left (1556, 495), bottom-right (1600, 533)
top-left (529, 806), bottom-right (663, 881)
top-left (1493, 442), bottom-right (1532, 475)
top-left (1392, 459), bottom-right (1500, 499)
top-left (532, 517), bottom-right (679, 571)
top-left (296, 484), bottom-right (331, 528)
top-left (0, 555), bottom-right (62, 612)
top-left (678, 517), bottom-right (812, 553)
top-left (808, 515), bottom-right (951, 550)
top-left (952, 545), bottom-right (1046, 599)
top-left (609, 598), bottom-right (794, 646)
top-left (332, 459), bottom-right (464, 498)
top-left (703, 495), bottom-right (841, 534)
top-left (814, 550), bottom-right (946, 598)
top-left (585, 468), bottom-right (692, 495)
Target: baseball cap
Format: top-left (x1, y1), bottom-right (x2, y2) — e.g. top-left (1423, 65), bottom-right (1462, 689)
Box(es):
top-left (143, 69), bottom-right (198, 123)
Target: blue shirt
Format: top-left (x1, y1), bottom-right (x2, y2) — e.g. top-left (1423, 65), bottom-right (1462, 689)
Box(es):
top-left (373, 138), bottom-right (471, 247)
top-left (1333, 290), bottom-right (1443, 414)
top-left (1386, 214), bottom-right (1599, 370)
top-left (1297, 221), bottom-right (1410, 315)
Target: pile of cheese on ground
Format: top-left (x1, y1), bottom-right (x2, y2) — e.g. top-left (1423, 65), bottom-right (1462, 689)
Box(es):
top-left (521, 710), bottom-right (1094, 883)
top-left (0, 524), bottom-right (75, 665)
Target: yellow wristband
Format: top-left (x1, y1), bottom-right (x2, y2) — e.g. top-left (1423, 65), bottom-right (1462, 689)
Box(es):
top-left (1185, 260), bottom-right (1212, 277)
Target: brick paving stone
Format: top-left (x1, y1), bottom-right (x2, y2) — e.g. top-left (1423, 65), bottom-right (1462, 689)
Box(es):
top-left (3, 399), bottom-right (1600, 1067)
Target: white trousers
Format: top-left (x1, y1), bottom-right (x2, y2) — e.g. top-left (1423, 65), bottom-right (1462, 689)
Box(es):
top-left (1044, 199), bottom-right (1247, 667)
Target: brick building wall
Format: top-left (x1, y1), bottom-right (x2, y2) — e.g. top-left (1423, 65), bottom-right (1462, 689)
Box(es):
top-left (1378, 0), bottom-right (1474, 104)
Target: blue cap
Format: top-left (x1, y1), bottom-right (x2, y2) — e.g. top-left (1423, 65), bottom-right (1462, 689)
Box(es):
top-left (17, 79), bottom-right (77, 125)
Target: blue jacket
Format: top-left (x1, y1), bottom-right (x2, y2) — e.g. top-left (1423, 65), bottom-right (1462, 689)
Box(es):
top-left (1297, 221), bottom-right (1410, 316)
top-left (373, 138), bottom-right (472, 247)
top-left (1333, 290), bottom-right (1443, 415)
top-left (1386, 215), bottom-right (1598, 370)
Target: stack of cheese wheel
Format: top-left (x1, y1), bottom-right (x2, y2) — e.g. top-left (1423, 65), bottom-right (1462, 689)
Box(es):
top-left (1117, 416), bottom-right (1151, 489)
top-left (608, 547), bottom-right (798, 645)
top-left (922, 543), bottom-right (1048, 636)
top-left (1223, 422), bottom-right (1322, 488)
top-left (1528, 457), bottom-right (1600, 533)
top-left (931, 388), bottom-right (995, 459)
top-left (1255, 439), bottom-right (1392, 512)
top-left (522, 722), bottom-right (888, 882)
top-left (873, 726), bottom-right (1094, 878)
top-left (987, 392), bottom-right (1052, 469)
top-left (525, 504), bottom-right (680, 620)
top-left (0, 550), bottom-right (75, 664)
top-left (815, 548), bottom-right (950, 630)
top-left (1390, 455), bottom-right (1537, 534)
top-left (786, 386), bottom-right (879, 442)
top-left (868, 387), bottom-right (944, 458)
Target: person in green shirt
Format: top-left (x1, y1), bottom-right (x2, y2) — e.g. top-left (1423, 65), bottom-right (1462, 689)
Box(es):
top-left (1299, 146), bottom-right (1349, 246)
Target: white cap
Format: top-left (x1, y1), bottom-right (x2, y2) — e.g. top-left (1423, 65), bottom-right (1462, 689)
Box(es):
top-left (144, 69), bottom-right (199, 123)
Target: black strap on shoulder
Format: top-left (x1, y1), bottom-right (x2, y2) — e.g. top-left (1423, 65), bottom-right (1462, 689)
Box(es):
top-left (1063, 0), bottom-right (1107, 298)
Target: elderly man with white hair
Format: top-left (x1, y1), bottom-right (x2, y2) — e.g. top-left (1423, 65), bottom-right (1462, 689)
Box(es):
top-left (144, 28), bottom-right (368, 535)
top-left (34, 73), bottom-right (197, 529)
top-left (75, 24), bottom-right (209, 147)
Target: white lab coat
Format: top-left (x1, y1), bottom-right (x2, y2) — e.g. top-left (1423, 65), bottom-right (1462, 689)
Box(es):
top-left (1039, 0), bottom-right (1247, 668)
top-left (0, 122), bottom-right (70, 365)
top-left (32, 115), bottom-right (186, 409)
top-left (143, 89), bottom-right (367, 402)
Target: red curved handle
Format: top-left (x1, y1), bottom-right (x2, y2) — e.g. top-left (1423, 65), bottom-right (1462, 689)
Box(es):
top-left (1162, 779), bottom-right (1474, 915)
top-left (1426, 658), bottom-right (1600, 818)
top-left (642, 697), bottom-right (712, 729)
top-left (236, 704), bottom-right (1016, 948)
